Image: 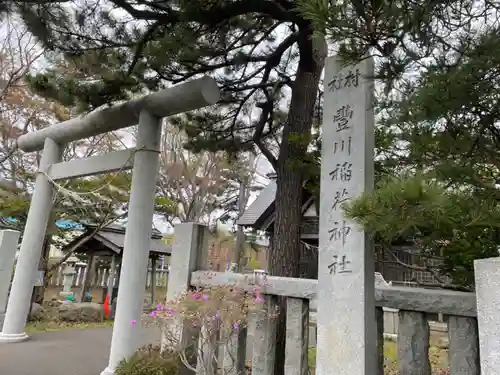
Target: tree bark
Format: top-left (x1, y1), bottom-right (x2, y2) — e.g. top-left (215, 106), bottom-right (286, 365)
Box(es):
top-left (270, 28), bottom-right (326, 375)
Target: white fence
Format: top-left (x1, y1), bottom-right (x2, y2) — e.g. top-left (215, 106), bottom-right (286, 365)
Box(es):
top-left (47, 264), bottom-right (169, 288)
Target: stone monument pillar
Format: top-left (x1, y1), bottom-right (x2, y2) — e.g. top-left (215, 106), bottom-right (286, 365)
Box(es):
top-left (474, 257), bottom-right (500, 375)
top-left (59, 256), bottom-right (78, 300)
top-left (316, 56), bottom-right (377, 375)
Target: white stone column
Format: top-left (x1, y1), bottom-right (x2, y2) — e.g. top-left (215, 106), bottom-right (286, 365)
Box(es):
top-left (316, 57), bottom-right (377, 375)
top-left (161, 223), bottom-right (209, 351)
top-left (0, 230), bottom-right (21, 330)
top-left (107, 254), bottom-right (117, 299)
top-left (165, 223), bottom-right (210, 302)
top-left (474, 257), bottom-right (500, 375)
top-left (0, 138), bottom-right (60, 343)
top-left (101, 110), bottom-right (161, 375)
top-left (150, 255), bottom-right (157, 306)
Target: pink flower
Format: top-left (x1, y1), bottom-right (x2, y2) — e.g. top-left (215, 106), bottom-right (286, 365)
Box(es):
top-left (202, 294), bottom-right (209, 301)
top-left (151, 311), bottom-right (157, 318)
top-left (130, 320), bottom-right (137, 326)
top-left (191, 292), bottom-right (202, 300)
top-left (253, 287), bottom-right (263, 300)
top-left (156, 303), bottom-right (163, 310)
top-left (233, 322), bottom-right (239, 330)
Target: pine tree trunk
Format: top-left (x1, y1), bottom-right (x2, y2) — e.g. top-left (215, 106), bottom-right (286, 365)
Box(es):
top-left (270, 30), bottom-right (326, 375)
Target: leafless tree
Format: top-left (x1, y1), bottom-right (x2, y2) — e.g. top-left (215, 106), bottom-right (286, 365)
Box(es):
top-left (157, 121), bottom-right (256, 228)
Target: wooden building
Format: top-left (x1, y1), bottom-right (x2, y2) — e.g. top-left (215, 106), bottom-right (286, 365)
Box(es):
top-left (60, 224), bottom-right (171, 304)
top-left (237, 174), bottom-right (441, 285)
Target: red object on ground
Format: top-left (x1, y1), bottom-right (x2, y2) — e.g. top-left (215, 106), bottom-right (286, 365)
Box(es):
top-left (103, 294), bottom-right (111, 318)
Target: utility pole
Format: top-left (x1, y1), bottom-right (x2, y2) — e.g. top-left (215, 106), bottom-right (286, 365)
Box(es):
top-left (232, 181), bottom-right (247, 271)
top-left (231, 153), bottom-right (255, 272)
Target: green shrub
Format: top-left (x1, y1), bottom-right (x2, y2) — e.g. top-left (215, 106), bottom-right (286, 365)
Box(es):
top-left (115, 345), bottom-right (181, 375)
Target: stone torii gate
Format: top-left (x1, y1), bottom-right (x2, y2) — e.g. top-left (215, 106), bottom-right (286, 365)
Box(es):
top-left (0, 76), bottom-right (220, 375)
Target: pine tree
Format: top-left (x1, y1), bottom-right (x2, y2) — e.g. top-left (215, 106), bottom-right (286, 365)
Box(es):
top-left (301, 0), bottom-right (500, 288)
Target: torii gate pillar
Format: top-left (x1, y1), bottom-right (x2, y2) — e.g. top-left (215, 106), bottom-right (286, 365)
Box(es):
top-left (0, 138), bottom-right (61, 343)
top-left (101, 110), bottom-right (162, 374)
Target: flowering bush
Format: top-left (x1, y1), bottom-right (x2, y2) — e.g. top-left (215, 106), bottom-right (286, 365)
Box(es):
top-left (143, 276), bottom-right (277, 374)
top-left (115, 345), bottom-right (181, 375)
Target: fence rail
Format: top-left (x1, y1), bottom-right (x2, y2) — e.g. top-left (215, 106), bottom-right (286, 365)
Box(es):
top-left (46, 265), bottom-right (169, 289)
top-left (189, 270), bottom-right (479, 375)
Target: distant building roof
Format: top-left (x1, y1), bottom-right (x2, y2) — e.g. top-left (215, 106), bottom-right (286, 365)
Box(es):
top-left (0, 217), bottom-right (169, 256)
top-left (237, 176), bottom-right (318, 236)
top-left (237, 180), bottom-right (277, 227)
top-left (0, 217), bottom-right (20, 230)
top-left (0, 217), bottom-right (85, 231)
top-left (55, 220), bottom-right (85, 230)
top-left (61, 223), bottom-right (171, 257)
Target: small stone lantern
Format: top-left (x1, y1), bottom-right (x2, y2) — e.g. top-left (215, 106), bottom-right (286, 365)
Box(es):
top-left (253, 268), bottom-right (268, 286)
top-left (59, 256), bottom-right (79, 300)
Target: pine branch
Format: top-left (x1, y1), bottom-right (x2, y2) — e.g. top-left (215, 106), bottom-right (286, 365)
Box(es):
top-left (253, 99), bottom-right (277, 170)
top-left (110, 0), bottom-right (296, 24)
top-left (384, 247), bottom-right (424, 271)
top-left (126, 20), bottom-right (161, 76)
top-left (411, 279), bottom-right (473, 293)
top-left (107, 0), bottom-right (163, 20)
top-left (168, 32), bottom-right (299, 85)
top-left (383, 246), bottom-right (475, 291)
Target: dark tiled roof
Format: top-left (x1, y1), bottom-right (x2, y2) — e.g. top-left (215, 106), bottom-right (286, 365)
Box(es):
top-left (62, 224), bottom-right (171, 256)
top-left (237, 181), bottom-right (277, 227)
top-left (237, 180), bottom-right (317, 232)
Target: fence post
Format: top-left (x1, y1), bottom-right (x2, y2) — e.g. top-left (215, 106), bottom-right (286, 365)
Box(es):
top-left (0, 230), bottom-right (21, 330)
top-left (150, 255), bottom-right (158, 307)
top-left (106, 254), bottom-right (117, 301)
top-left (284, 297), bottom-right (309, 375)
top-left (252, 295), bottom-right (278, 375)
top-left (162, 222), bottom-right (210, 351)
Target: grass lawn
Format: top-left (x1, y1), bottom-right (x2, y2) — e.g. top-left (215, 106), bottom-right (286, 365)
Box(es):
top-left (25, 320), bottom-right (114, 333)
